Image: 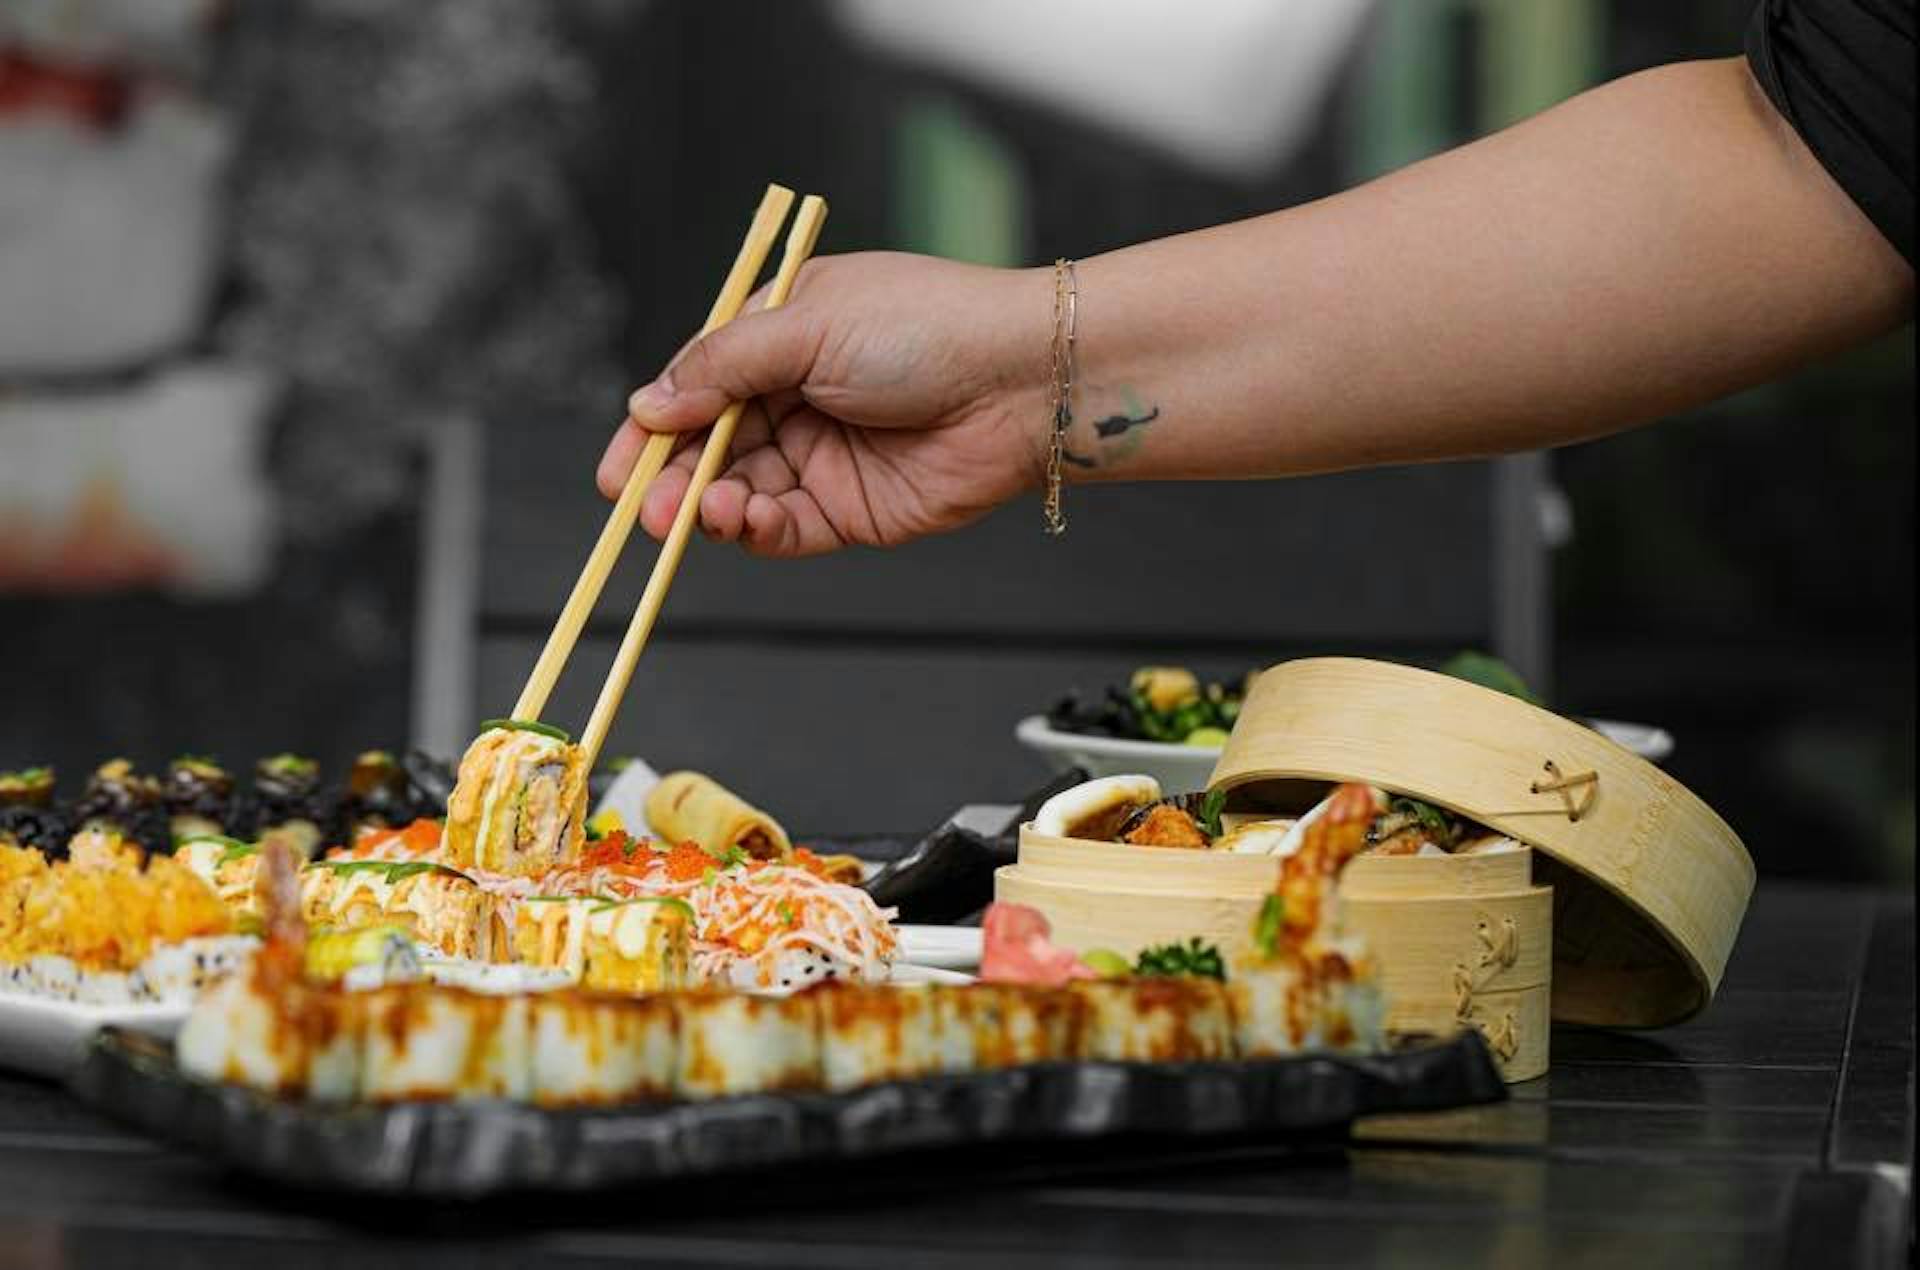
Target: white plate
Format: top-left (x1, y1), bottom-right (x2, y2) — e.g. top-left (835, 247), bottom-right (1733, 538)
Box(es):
top-left (0, 993), bottom-right (187, 1081)
top-left (897, 925), bottom-right (984, 971)
top-left (885, 963), bottom-right (975, 986)
top-left (1014, 715), bottom-right (1221, 795)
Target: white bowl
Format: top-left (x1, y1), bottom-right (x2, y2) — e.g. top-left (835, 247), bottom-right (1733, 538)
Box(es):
top-left (1586, 718), bottom-right (1675, 764)
top-left (1016, 713), bottom-right (1675, 799)
top-left (1014, 715), bottom-right (1222, 796)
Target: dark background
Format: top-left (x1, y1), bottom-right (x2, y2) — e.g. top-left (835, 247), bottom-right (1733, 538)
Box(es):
top-left (0, 0), bottom-right (1910, 883)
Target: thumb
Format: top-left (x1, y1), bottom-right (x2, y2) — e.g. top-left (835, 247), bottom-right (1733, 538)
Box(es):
top-left (626, 304), bottom-right (820, 434)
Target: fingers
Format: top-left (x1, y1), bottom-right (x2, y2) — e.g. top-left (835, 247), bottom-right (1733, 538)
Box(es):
top-left (741, 490), bottom-right (848, 557)
top-left (626, 299), bottom-right (821, 437)
top-left (595, 417), bottom-right (649, 500)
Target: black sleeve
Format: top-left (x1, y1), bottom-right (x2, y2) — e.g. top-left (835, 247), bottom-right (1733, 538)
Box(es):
top-left (1746, 0), bottom-right (1915, 266)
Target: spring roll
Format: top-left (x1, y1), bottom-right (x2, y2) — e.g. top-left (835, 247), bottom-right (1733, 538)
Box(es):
top-left (645, 771), bottom-right (790, 862)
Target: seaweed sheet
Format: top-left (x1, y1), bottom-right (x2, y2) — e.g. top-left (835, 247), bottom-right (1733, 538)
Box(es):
top-left (71, 1028), bottom-right (1504, 1199)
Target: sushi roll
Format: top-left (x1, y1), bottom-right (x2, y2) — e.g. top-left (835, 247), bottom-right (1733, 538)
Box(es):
top-left (948, 984), bottom-right (1085, 1069)
top-left (1309, 941), bottom-right (1387, 1054)
top-left (358, 983), bottom-right (532, 1102)
top-left (530, 990), bottom-right (677, 1107)
top-left (249, 754), bottom-right (329, 860)
top-left (130, 934), bottom-right (260, 1003)
top-left (341, 750), bottom-right (413, 845)
top-left (921, 983), bottom-right (987, 1074)
top-left (72, 969), bottom-right (137, 1006)
top-left (443, 723), bottom-right (588, 876)
top-left (1225, 959), bottom-right (1315, 1058)
top-left (303, 987), bottom-right (367, 1102)
top-left (177, 962), bottom-right (312, 1094)
top-left (462, 990), bottom-right (533, 1101)
top-left (303, 923), bottom-right (420, 988)
top-left (172, 837), bottom-right (261, 917)
top-left (817, 983), bottom-right (944, 1091)
top-left (1070, 978), bottom-right (1234, 1063)
top-left (510, 897), bottom-right (692, 994)
top-left (165, 756), bottom-right (238, 845)
top-left (0, 768), bottom-right (68, 856)
top-left (353, 984), bottom-right (525, 1101)
top-left (1227, 943), bottom-right (1386, 1058)
top-left (70, 759), bottom-right (168, 856)
top-left (673, 989), bottom-right (821, 1098)
top-left (22, 954), bottom-right (81, 1001)
top-left (302, 862), bottom-right (492, 962)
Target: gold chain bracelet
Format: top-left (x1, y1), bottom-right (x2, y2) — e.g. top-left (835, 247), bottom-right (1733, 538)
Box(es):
top-left (1042, 258), bottom-right (1077, 535)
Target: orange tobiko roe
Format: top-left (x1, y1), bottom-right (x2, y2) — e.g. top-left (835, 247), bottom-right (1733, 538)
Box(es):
top-left (577, 832), bottom-right (641, 870)
top-left (347, 817), bottom-right (444, 858)
top-left (788, 848), bottom-right (832, 878)
top-left (661, 841), bottom-right (718, 882)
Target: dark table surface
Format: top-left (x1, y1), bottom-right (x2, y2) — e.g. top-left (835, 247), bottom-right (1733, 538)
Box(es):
top-left (0, 880), bottom-right (1909, 1270)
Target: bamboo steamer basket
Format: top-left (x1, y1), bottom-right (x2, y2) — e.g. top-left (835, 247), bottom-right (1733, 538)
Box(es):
top-left (995, 833), bottom-right (1274, 963)
top-left (1211, 657), bottom-right (1754, 1031)
top-left (1340, 849), bottom-right (1553, 1081)
top-left (993, 830), bottom-right (1554, 1081)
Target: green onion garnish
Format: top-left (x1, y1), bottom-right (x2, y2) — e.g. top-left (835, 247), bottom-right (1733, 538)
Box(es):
top-left (587, 896), bottom-right (696, 921)
top-left (478, 718), bottom-right (573, 744)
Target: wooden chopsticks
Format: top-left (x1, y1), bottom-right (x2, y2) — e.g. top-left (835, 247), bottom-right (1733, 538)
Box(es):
top-left (578, 194), bottom-right (828, 770)
top-left (511, 183), bottom-right (797, 723)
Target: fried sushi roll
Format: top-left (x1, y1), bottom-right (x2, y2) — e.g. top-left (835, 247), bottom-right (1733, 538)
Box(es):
top-left (165, 756), bottom-right (237, 845)
top-left (1070, 978), bottom-right (1234, 1063)
top-left (302, 862), bottom-right (493, 961)
top-left (173, 837), bottom-right (262, 918)
top-left (511, 896), bottom-right (692, 994)
top-left (673, 989), bottom-right (821, 1098)
top-left (71, 759), bottom-right (168, 855)
top-left (530, 990), bottom-right (677, 1107)
top-left (443, 724), bottom-right (587, 876)
top-left (645, 771), bottom-right (790, 863)
top-left (817, 983), bottom-right (945, 1091)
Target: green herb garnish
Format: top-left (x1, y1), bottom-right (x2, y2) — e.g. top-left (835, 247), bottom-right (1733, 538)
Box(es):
top-left (1132, 937), bottom-right (1226, 981)
top-left (1437, 651), bottom-right (1543, 707)
top-left (479, 717), bottom-right (573, 744)
top-left (315, 858), bottom-right (472, 886)
top-left (701, 842), bottom-right (749, 869)
top-left (1198, 787), bottom-right (1229, 839)
top-left (1253, 894), bottom-right (1286, 958)
top-left (776, 900), bottom-right (796, 928)
top-left (587, 895), bottom-right (696, 922)
top-left (176, 833), bottom-right (257, 865)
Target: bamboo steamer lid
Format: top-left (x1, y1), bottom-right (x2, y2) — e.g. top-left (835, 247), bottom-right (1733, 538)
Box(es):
top-left (1209, 657), bottom-right (1754, 1028)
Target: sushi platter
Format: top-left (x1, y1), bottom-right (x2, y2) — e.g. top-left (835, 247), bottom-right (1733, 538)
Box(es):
top-left (74, 1024), bottom-right (1502, 1197)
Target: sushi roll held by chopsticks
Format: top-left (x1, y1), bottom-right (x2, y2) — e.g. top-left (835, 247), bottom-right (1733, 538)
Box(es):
top-left (442, 720), bottom-right (589, 877)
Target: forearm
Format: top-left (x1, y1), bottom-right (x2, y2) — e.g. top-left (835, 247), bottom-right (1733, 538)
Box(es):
top-left (1060, 57), bottom-right (1912, 483)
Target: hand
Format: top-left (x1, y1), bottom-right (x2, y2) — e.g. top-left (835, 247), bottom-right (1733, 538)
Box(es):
top-left (599, 252), bottom-right (1051, 556)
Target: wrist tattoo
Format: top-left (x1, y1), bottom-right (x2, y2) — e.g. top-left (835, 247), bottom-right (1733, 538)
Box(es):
top-left (1064, 383), bottom-right (1159, 469)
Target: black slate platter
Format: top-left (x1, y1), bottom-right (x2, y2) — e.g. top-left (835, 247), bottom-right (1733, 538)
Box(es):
top-left (71, 1027), bottom-right (1504, 1199)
